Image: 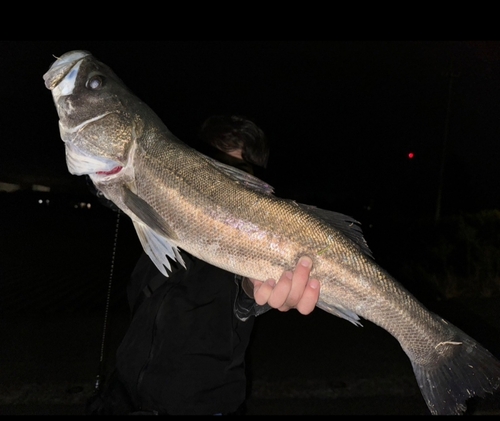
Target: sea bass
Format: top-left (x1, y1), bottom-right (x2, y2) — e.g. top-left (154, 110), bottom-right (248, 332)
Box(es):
top-left (43, 50), bottom-right (500, 415)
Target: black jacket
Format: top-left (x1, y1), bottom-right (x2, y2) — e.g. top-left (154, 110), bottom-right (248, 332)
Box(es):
top-left (94, 251), bottom-right (266, 415)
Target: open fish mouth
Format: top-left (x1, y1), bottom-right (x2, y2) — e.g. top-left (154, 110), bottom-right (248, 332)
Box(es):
top-left (43, 50), bottom-right (90, 92)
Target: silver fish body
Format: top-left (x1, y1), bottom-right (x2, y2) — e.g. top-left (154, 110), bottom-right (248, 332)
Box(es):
top-left (44, 51), bottom-right (500, 415)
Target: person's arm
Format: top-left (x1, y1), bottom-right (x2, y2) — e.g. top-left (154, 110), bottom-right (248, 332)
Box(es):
top-left (233, 256), bottom-right (320, 321)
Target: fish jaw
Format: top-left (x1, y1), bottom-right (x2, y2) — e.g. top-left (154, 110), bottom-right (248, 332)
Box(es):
top-left (43, 50), bottom-right (91, 93)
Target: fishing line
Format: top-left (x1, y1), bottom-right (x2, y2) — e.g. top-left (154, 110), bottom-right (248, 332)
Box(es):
top-left (93, 208), bottom-right (121, 394)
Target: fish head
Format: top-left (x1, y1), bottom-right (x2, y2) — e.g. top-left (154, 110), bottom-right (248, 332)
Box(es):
top-left (43, 50), bottom-right (144, 179)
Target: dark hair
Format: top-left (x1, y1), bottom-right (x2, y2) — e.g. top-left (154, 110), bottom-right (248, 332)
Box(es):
top-left (198, 115), bottom-right (270, 168)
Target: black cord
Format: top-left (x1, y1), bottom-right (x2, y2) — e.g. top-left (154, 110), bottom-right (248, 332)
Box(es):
top-left (93, 209), bottom-right (121, 394)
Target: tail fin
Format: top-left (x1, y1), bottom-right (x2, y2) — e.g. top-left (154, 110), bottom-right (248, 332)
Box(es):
top-left (412, 332), bottom-right (500, 415)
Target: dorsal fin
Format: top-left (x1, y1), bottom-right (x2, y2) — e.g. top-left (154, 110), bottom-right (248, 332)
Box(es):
top-left (199, 152), bottom-right (275, 195)
top-left (297, 202), bottom-right (374, 259)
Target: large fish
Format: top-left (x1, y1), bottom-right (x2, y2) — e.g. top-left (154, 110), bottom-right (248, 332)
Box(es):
top-left (43, 50), bottom-right (500, 415)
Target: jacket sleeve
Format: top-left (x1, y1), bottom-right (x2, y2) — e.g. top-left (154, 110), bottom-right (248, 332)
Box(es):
top-left (233, 275), bottom-right (271, 322)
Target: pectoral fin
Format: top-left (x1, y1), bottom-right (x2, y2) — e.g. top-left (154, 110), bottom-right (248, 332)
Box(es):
top-left (123, 185), bottom-right (178, 241)
top-left (133, 220), bottom-right (185, 277)
top-left (122, 186), bottom-right (185, 276)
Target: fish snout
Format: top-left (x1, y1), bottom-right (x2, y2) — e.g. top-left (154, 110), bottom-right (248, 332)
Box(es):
top-left (43, 50), bottom-right (90, 91)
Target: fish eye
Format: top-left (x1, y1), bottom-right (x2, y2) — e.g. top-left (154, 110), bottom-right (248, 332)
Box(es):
top-left (86, 75), bottom-right (105, 90)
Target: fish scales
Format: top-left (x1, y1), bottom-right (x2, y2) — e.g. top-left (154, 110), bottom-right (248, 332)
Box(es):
top-left (135, 138), bottom-right (331, 277)
top-left (43, 50), bottom-right (500, 415)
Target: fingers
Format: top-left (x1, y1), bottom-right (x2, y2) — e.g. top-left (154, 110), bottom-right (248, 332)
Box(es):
top-left (295, 278), bottom-right (320, 315)
top-left (267, 270), bottom-right (294, 311)
top-left (285, 256), bottom-right (313, 308)
top-left (250, 256), bottom-right (320, 315)
top-left (252, 272), bottom-right (291, 308)
top-left (251, 277), bottom-right (274, 306)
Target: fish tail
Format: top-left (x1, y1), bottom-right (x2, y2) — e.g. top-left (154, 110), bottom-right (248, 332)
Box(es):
top-left (411, 331), bottom-right (500, 415)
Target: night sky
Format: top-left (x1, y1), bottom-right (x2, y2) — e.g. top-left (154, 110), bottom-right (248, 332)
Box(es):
top-left (2, 40), bottom-right (500, 220)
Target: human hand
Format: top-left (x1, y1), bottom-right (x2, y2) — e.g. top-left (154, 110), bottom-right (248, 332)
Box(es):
top-left (248, 256), bottom-right (320, 315)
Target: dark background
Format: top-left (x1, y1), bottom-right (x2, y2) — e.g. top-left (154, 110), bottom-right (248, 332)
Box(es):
top-left (2, 40), bottom-right (500, 217)
top-left (1, 41), bottom-right (499, 415)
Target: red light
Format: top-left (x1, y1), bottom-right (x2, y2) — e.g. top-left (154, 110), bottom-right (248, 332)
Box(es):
top-left (408, 152), bottom-right (414, 159)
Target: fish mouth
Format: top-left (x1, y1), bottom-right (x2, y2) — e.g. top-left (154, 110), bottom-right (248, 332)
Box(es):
top-left (43, 50), bottom-right (91, 91)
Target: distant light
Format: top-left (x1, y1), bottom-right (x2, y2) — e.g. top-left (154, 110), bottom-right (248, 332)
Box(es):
top-left (75, 201), bottom-right (92, 210)
top-left (0, 182), bottom-right (21, 192)
top-left (32, 184), bottom-right (51, 192)
top-left (408, 152), bottom-right (415, 159)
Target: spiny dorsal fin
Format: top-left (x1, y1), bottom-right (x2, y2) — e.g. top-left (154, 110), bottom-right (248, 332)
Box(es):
top-left (199, 152), bottom-right (275, 195)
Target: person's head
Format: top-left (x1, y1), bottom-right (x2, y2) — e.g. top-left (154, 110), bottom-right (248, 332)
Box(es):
top-left (197, 115), bottom-right (270, 174)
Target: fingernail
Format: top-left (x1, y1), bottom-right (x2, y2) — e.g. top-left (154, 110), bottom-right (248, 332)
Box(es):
top-left (309, 279), bottom-right (320, 290)
top-left (284, 271), bottom-right (293, 280)
top-left (299, 256), bottom-right (312, 268)
top-left (266, 278), bottom-right (276, 287)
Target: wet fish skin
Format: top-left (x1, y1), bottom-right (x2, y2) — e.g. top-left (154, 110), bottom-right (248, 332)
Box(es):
top-left (43, 51), bottom-right (500, 415)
